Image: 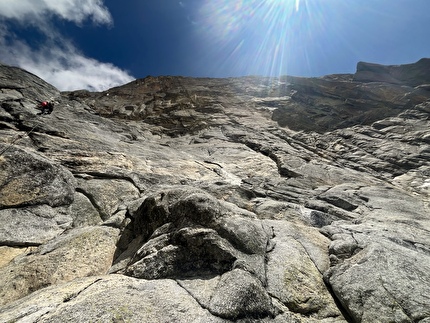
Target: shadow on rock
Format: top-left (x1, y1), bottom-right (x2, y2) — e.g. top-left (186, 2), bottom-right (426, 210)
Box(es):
top-left (110, 185), bottom-right (277, 320)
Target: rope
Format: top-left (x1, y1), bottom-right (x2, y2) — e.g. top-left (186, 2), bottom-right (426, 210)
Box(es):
top-left (0, 122), bottom-right (39, 157)
top-left (0, 99), bottom-right (56, 157)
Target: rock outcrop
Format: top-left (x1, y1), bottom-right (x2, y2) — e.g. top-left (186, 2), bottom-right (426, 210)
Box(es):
top-left (353, 58), bottom-right (430, 86)
top-left (0, 59), bottom-right (429, 322)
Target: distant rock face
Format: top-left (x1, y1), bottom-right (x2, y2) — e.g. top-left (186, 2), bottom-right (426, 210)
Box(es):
top-left (0, 59), bottom-right (429, 322)
top-left (354, 58), bottom-right (430, 86)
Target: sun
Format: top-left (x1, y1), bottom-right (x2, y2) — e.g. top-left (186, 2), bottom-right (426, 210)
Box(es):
top-left (196, 0), bottom-right (310, 77)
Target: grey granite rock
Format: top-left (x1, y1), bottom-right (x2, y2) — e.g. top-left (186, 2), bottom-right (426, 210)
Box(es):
top-left (0, 61), bottom-right (429, 322)
top-left (0, 226), bottom-right (119, 306)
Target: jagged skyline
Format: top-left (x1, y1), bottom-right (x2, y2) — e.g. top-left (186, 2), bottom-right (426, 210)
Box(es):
top-left (0, 0), bottom-right (429, 91)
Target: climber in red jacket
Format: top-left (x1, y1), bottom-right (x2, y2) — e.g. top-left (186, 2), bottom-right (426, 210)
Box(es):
top-left (37, 101), bottom-right (54, 115)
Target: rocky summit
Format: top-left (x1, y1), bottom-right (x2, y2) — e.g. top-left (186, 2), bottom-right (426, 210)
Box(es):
top-left (0, 58), bottom-right (429, 323)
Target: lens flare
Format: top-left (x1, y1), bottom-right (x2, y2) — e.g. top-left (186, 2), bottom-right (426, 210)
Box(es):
top-left (194, 0), bottom-right (329, 77)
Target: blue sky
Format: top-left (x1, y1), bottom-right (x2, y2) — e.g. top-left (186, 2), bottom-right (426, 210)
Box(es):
top-left (0, 0), bottom-right (429, 91)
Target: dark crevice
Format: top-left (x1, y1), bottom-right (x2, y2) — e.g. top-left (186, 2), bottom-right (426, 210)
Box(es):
top-left (221, 131), bottom-right (295, 179)
top-left (203, 160), bottom-right (223, 168)
top-left (174, 279), bottom-right (236, 322)
top-left (323, 280), bottom-right (355, 323)
top-left (266, 292), bottom-right (287, 314)
top-left (264, 187), bottom-right (301, 203)
top-left (62, 278), bottom-right (103, 303)
top-left (380, 278), bottom-right (414, 322)
top-left (243, 140), bottom-right (303, 179)
top-left (0, 240), bottom-right (42, 248)
top-left (75, 187), bottom-right (105, 221)
top-left (72, 171), bottom-right (144, 194)
top-left (294, 238), bottom-right (325, 276)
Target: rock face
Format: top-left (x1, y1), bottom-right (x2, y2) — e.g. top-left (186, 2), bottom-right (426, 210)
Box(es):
top-left (353, 58), bottom-right (430, 86)
top-left (0, 60), bottom-right (429, 322)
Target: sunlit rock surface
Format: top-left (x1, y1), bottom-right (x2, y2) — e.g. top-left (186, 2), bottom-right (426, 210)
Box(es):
top-left (1, 60), bottom-right (429, 322)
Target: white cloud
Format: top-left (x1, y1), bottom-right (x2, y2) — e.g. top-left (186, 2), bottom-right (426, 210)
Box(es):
top-left (0, 0), bottom-right (112, 25)
top-left (0, 0), bottom-right (134, 91)
top-left (0, 35), bottom-right (134, 91)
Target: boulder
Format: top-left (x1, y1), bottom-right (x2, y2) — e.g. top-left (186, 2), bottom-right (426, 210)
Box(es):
top-left (0, 226), bottom-right (119, 306)
top-left (0, 275), bottom-right (227, 323)
top-left (322, 185), bottom-right (430, 322)
top-left (0, 205), bottom-right (72, 246)
top-left (0, 146), bottom-right (76, 209)
top-left (114, 187), bottom-right (270, 283)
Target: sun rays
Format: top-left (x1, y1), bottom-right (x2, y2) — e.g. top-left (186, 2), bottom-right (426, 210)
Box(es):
top-left (296, 0), bottom-right (300, 12)
top-left (195, 0), bottom-right (315, 77)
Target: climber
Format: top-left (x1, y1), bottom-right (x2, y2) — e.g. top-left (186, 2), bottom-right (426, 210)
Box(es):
top-left (37, 101), bottom-right (54, 115)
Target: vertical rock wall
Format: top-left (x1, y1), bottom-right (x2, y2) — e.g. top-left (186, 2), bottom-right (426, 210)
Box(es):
top-left (1, 61), bottom-right (429, 322)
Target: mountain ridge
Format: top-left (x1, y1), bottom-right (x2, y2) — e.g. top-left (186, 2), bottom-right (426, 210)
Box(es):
top-left (0, 59), bottom-right (429, 322)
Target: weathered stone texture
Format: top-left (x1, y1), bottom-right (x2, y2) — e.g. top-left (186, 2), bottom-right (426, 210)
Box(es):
top-left (0, 60), bottom-right (429, 322)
